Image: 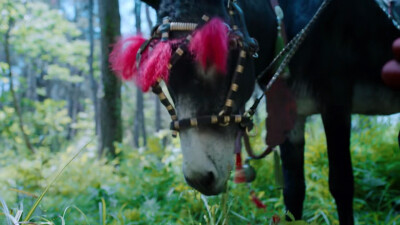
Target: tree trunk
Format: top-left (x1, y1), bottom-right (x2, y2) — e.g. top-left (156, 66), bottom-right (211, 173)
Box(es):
top-left (50, 0), bottom-right (60, 9)
top-left (26, 63), bottom-right (37, 101)
top-left (132, 0), bottom-right (147, 147)
top-left (89, 0), bottom-right (100, 135)
top-left (4, 19), bottom-right (35, 154)
top-left (133, 89), bottom-right (146, 147)
top-left (73, 0), bottom-right (79, 23)
top-left (145, 5), bottom-right (153, 30)
top-left (67, 77), bottom-right (81, 140)
top-left (155, 96), bottom-right (161, 132)
top-left (98, 0), bottom-right (122, 158)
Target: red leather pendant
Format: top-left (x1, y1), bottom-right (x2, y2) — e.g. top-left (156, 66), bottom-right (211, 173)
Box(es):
top-left (382, 60), bottom-right (400, 89)
top-left (392, 38), bottom-right (400, 62)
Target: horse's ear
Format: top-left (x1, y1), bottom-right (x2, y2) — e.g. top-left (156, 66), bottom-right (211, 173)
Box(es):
top-left (141, 0), bottom-right (160, 10)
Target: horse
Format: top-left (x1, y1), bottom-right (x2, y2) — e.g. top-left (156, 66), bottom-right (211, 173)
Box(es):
top-left (112, 0), bottom-right (400, 224)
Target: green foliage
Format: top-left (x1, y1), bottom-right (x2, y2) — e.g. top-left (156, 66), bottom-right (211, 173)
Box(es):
top-left (0, 1), bottom-right (399, 224)
top-left (10, 2), bottom-right (87, 70)
top-left (1, 115), bottom-right (399, 224)
top-left (0, 99), bottom-right (75, 153)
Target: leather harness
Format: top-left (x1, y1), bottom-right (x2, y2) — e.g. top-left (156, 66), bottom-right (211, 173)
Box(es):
top-left (138, 0), bottom-right (333, 159)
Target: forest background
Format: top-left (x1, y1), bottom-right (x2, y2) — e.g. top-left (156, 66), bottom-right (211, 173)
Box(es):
top-left (0, 0), bottom-right (400, 224)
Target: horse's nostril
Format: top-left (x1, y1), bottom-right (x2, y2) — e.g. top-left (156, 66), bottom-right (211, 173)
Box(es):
top-left (200, 171), bottom-right (215, 187)
top-left (184, 171), bottom-right (217, 195)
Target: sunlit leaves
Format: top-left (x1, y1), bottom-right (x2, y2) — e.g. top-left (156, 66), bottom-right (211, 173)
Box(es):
top-left (1, 1), bottom-right (89, 87)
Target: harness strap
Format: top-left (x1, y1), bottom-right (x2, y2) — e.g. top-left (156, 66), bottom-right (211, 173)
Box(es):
top-left (243, 132), bottom-right (274, 159)
top-left (220, 49), bottom-right (247, 116)
top-left (270, 0), bottom-right (288, 43)
top-left (170, 115), bottom-right (252, 131)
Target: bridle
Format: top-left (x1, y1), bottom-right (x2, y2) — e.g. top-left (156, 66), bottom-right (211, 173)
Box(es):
top-left (137, 0), bottom-right (261, 138)
top-left (136, 0), bottom-right (333, 160)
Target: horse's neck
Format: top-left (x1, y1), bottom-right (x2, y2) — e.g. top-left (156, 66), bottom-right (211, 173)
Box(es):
top-left (239, 0), bottom-right (277, 75)
top-left (280, 0), bottom-right (395, 39)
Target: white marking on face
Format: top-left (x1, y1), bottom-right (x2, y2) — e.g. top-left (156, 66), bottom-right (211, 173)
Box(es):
top-left (176, 95), bottom-right (236, 195)
top-left (196, 64), bottom-right (219, 84)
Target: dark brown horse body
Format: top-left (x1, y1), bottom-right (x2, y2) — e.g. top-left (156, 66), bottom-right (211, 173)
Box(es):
top-left (141, 0), bottom-right (400, 224)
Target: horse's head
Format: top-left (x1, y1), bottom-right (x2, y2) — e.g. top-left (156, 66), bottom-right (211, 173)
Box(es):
top-left (112, 0), bottom-right (257, 195)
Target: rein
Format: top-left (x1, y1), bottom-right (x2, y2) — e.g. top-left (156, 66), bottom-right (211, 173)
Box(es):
top-left (375, 0), bottom-right (400, 30)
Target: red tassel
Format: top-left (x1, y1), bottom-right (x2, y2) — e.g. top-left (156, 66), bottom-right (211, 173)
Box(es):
top-left (250, 191), bottom-right (266, 209)
top-left (109, 35), bottom-right (146, 80)
top-left (235, 152), bottom-right (242, 169)
top-left (140, 42), bottom-right (172, 91)
top-left (189, 18), bottom-right (229, 74)
top-left (234, 153), bottom-right (246, 183)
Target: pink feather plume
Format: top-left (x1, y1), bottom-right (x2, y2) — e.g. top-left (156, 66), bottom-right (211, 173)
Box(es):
top-left (140, 42), bottom-right (172, 92)
top-left (109, 35), bottom-right (146, 80)
top-left (189, 18), bottom-right (229, 74)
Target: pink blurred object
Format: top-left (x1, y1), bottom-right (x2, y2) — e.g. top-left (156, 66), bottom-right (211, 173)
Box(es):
top-left (109, 35), bottom-right (146, 80)
top-left (140, 42), bottom-right (172, 91)
top-left (189, 18), bottom-right (229, 74)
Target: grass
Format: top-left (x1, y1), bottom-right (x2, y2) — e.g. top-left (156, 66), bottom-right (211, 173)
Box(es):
top-left (0, 115), bottom-right (399, 224)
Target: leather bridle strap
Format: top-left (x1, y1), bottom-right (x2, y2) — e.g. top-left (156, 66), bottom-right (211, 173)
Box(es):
top-left (170, 115), bottom-right (253, 131)
top-left (219, 49), bottom-right (247, 116)
top-left (243, 132), bottom-right (274, 159)
top-left (270, 0), bottom-right (288, 43)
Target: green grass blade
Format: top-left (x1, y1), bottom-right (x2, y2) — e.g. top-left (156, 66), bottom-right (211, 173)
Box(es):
top-left (0, 196), bottom-right (12, 225)
top-left (101, 197), bottom-right (107, 225)
top-left (23, 140), bottom-right (92, 222)
top-left (62, 205), bottom-right (91, 225)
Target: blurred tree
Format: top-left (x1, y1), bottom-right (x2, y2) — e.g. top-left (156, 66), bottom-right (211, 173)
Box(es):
top-left (0, 0), bottom-right (91, 152)
top-left (98, 0), bottom-right (122, 157)
top-left (144, 5), bottom-right (162, 134)
top-left (50, 0), bottom-right (61, 9)
top-left (88, 0), bottom-right (100, 135)
top-left (133, 0), bottom-right (147, 148)
top-left (2, 8), bottom-right (35, 153)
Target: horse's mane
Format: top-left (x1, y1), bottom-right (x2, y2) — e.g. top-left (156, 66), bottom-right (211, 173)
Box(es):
top-left (158, 0), bottom-right (227, 22)
top-left (158, 0), bottom-right (195, 20)
top-left (284, 0), bottom-right (324, 35)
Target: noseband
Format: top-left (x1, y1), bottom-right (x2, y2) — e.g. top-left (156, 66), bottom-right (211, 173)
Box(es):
top-left (138, 1), bottom-right (260, 137)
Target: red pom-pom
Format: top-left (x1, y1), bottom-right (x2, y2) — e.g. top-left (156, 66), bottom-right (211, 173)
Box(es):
top-left (109, 35), bottom-right (146, 80)
top-left (140, 42), bottom-right (172, 92)
top-left (382, 60), bottom-right (400, 89)
top-left (392, 38), bottom-right (400, 62)
top-left (189, 18), bottom-right (229, 74)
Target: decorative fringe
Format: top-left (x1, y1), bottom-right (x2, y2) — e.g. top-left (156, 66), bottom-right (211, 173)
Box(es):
top-left (140, 42), bottom-right (172, 91)
top-left (189, 18), bottom-right (229, 74)
top-left (234, 153), bottom-right (246, 183)
top-left (109, 35), bottom-right (146, 80)
top-left (110, 18), bottom-right (230, 90)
